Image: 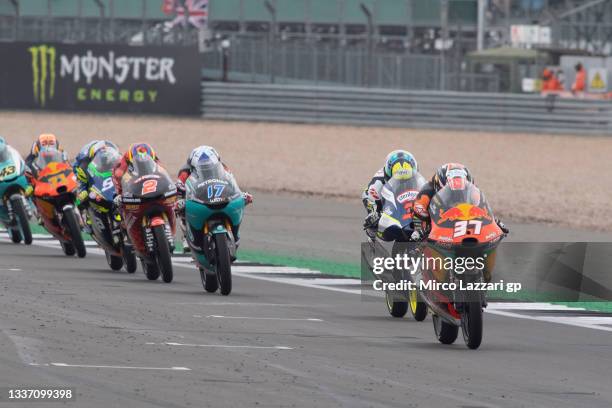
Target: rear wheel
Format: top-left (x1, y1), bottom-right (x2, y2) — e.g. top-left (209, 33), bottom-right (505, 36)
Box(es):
top-left (214, 234), bottom-right (232, 296)
top-left (153, 225), bottom-right (173, 283)
top-left (61, 241), bottom-right (75, 256)
top-left (433, 314), bottom-right (459, 345)
top-left (11, 196), bottom-right (32, 245)
top-left (106, 251), bottom-right (124, 271)
top-left (200, 268), bottom-right (219, 293)
top-left (64, 207), bottom-right (86, 258)
top-left (461, 302), bottom-right (483, 350)
top-left (409, 288), bottom-right (428, 321)
top-left (385, 292), bottom-right (408, 318)
top-left (123, 244), bottom-right (137, 273)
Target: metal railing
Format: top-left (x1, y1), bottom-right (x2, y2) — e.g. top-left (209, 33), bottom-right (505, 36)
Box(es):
top-left (201, 82), bottom-right (612, 135)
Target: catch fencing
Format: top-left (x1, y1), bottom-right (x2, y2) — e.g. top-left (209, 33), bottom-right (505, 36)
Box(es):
top-left (201, 82), bottom-right (612, 135)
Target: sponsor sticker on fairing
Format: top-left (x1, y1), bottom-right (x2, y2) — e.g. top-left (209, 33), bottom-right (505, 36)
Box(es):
top-left (397, 190), bottom-right (418, 204)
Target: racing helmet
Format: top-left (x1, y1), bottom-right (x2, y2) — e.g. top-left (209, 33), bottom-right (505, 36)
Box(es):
top-left (127, 143), bottom-right (157, 163)
top-left (89, 140), bottom-right (119, 159)
top-left (189, 146), bottom-right (221, 168)
top-left (433, 163), bottom-right (473, 191)
top-left (384, 150), bottom-right (418, 180)
top-left (32, 133), bottom-right (59, 155)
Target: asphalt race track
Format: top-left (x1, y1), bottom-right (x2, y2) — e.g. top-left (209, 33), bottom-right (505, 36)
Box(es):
top-left (1, 194), bottom-right (612, 407)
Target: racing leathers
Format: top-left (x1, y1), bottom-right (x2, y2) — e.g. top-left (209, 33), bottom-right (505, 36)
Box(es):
top-left (412, 180), bottom-right (509, 282)
top-left (361, 168), bottom-right (386, 237)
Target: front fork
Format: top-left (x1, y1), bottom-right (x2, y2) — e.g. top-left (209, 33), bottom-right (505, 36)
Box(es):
top-left (143, 216), bottom-right (174, 254)
top-left (6, 193), bottom-right (34, 224)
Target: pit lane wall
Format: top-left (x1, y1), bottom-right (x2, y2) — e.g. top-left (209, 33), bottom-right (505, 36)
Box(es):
top-left (0, 42), bottom-right (201, 115)
top-left (201, 82), bottom-right (612, 136)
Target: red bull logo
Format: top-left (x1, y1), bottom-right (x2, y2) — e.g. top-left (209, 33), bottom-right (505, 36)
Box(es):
top-left (438, 203), bottom-right (492, 224)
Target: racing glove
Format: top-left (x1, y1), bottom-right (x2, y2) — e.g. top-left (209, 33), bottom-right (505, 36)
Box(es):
top-left (496, 218), bottom-right (510, 234)
top-left (113, 195), bottom-right (122, 209)
top-left (176, 180), bottom-right (186, 197)
top-left (364, 210), bottom-right (380, 229)
top-left (243, 192), bottom-right (253, 206)
top-left (176, 198), bottom-right (186, 213)
top-left (77, 190), bottom-right (89, 204)
top-left (410, 229), bottom-right (425, 242)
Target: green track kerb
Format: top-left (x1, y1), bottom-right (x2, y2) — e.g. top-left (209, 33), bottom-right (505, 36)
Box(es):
top-left (22, 224), bottom-right (612, 312)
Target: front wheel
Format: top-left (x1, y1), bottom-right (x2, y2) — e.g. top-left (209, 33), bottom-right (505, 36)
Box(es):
top-left (433, 314), bottom-right (459, 345)
top-left (11, 196), bottom-right (32, 245)
top-left (214, 234), bottom-right (232, 296)
top-left (123, 244), bottom-right (137, 273)
top-left (106, 251), bottom-right (123, 271)
top-left (200, 268), bottom-right (219, 293)
top-left (64, 207), bottom-right (86, 258)
top-left (461, 302), bottom-right (483, 350)
top-left (153, 225), bottom-right (173, 283)
top-left (144, 261), bottom-right (160, 281)
top-left (385, 292), bottom-right (408, 318)
top-left (8, 228), bottom-right (22, 244)
top-left (409, 288), bottom-right (428, 321)
top-left (61, 241), bottom-right (75, 256)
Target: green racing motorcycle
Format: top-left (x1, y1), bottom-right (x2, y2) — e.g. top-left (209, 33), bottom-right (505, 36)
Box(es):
top-left (183, 161), bottom-right (246, 296)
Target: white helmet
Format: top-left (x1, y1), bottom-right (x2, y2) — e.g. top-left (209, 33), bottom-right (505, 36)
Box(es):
top-left (189, 145), bottom-right (221, 168)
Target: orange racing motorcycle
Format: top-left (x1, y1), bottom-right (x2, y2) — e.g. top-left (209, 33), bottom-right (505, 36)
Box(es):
top-left (30, 148), bottom-right (86, 258)
top-left (412, 182), bottom-right (506, 349)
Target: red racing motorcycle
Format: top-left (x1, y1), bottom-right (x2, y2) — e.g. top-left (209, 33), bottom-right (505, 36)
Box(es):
top-left (119, 155), bottom-right (177, 283)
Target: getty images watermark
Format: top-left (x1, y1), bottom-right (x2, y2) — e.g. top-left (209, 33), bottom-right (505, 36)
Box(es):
top-left (370, 253), bottom-right (522, 293)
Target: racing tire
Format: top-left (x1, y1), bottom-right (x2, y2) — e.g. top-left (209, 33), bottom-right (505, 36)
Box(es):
top-left (461, 302), bottom-right (483, 350)
top-left (144, 261), bottom-right (160, 281)
top-left (64, 207), bottom-right (86, 258)
top-left (11, 196), bottom-right (32, 245)
top-left (385, 292), bottom-right (408, 318)
top-left (433, 314), bottom-right (459, 345)
top-left (200, 268), bottom-right (219, 293)
top-left (214, 234), bottom-right (232, 296)
top-left (61, 241), bottom-right (75, 256)
top-left (106, 251), bottom-right (124, 271)
top-left (409, 289), bottom-right (428, 322)
top-left (153, 225), bottom-right (173, 283)
top-left (123, 244), bottom-right (137, 273)
top-left (8, 228), bottom-right (22, 244)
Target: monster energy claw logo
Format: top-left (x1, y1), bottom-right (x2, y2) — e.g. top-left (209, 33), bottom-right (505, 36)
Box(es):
top-left (29, 45), bottom-right (56, 107)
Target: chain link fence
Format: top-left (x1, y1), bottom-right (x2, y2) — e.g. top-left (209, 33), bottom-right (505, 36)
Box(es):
top-left (203, 36), bottom-right (500, 92)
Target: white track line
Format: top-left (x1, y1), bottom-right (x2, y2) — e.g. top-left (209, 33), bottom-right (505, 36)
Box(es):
top-left (29, 363), bottom-right (191, 371)
top-left (199, 315), bottom-right (323, 322)
top-left (146, 341), bottom-right (292, 350)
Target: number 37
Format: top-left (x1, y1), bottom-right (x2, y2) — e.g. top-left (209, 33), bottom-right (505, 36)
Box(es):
top-left (453, 220), bottom-right (482, 238)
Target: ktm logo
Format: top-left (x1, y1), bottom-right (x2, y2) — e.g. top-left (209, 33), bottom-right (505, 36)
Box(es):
top-left (28, 45), bottom-right (56, 107)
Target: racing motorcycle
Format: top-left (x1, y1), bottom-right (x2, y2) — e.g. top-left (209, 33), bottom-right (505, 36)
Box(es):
top-left (183, 161), bottom-right (246, 296)
top-left (412, 182), bottom-right (505, 349)
top-left (119, 155), bottom-right (177, 283)
top-left (85, 150), bottom-right (137, 273)
top-left (361, 170), bottom-right (428, 320)
top-left (30, 148), bottom-right (86, 257)
top-left (0, 145), bottom-right (33, 244)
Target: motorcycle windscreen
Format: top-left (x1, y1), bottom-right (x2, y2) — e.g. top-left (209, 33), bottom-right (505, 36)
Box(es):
top-left (91, 149), bottom-right (121, 174)
top-left (381, 172), bottom-right (427, 231)
top-left (429, 183), bottom-right (502, 245)
top-left (0, 147), bottom-right (24, 180)
top-left (123, 156), bottom-right (175, 199)
top-left (34, 149), bottom-right (65, 172)
top-left (188, 162), bottom-right (240, 204)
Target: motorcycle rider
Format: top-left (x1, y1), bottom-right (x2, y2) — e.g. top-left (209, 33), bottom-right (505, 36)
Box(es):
top-left (412, 163), bottom-right (509, 281)
top-left (112, 142), bottom-right (161, 202)
top-left (175, 146), bottom-right (253, 252)
top-left (73, 140), bottom-right (121, 233)
top-left (0, 137), bottom-right (34, 197)
top-left (25, 133), bottom-right (67, 170)
top-left (362, 150), bottom-right (419, 238)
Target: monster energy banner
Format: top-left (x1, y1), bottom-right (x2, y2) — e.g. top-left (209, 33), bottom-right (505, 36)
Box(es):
top-left (0, 42), bottom-right (201, 114)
